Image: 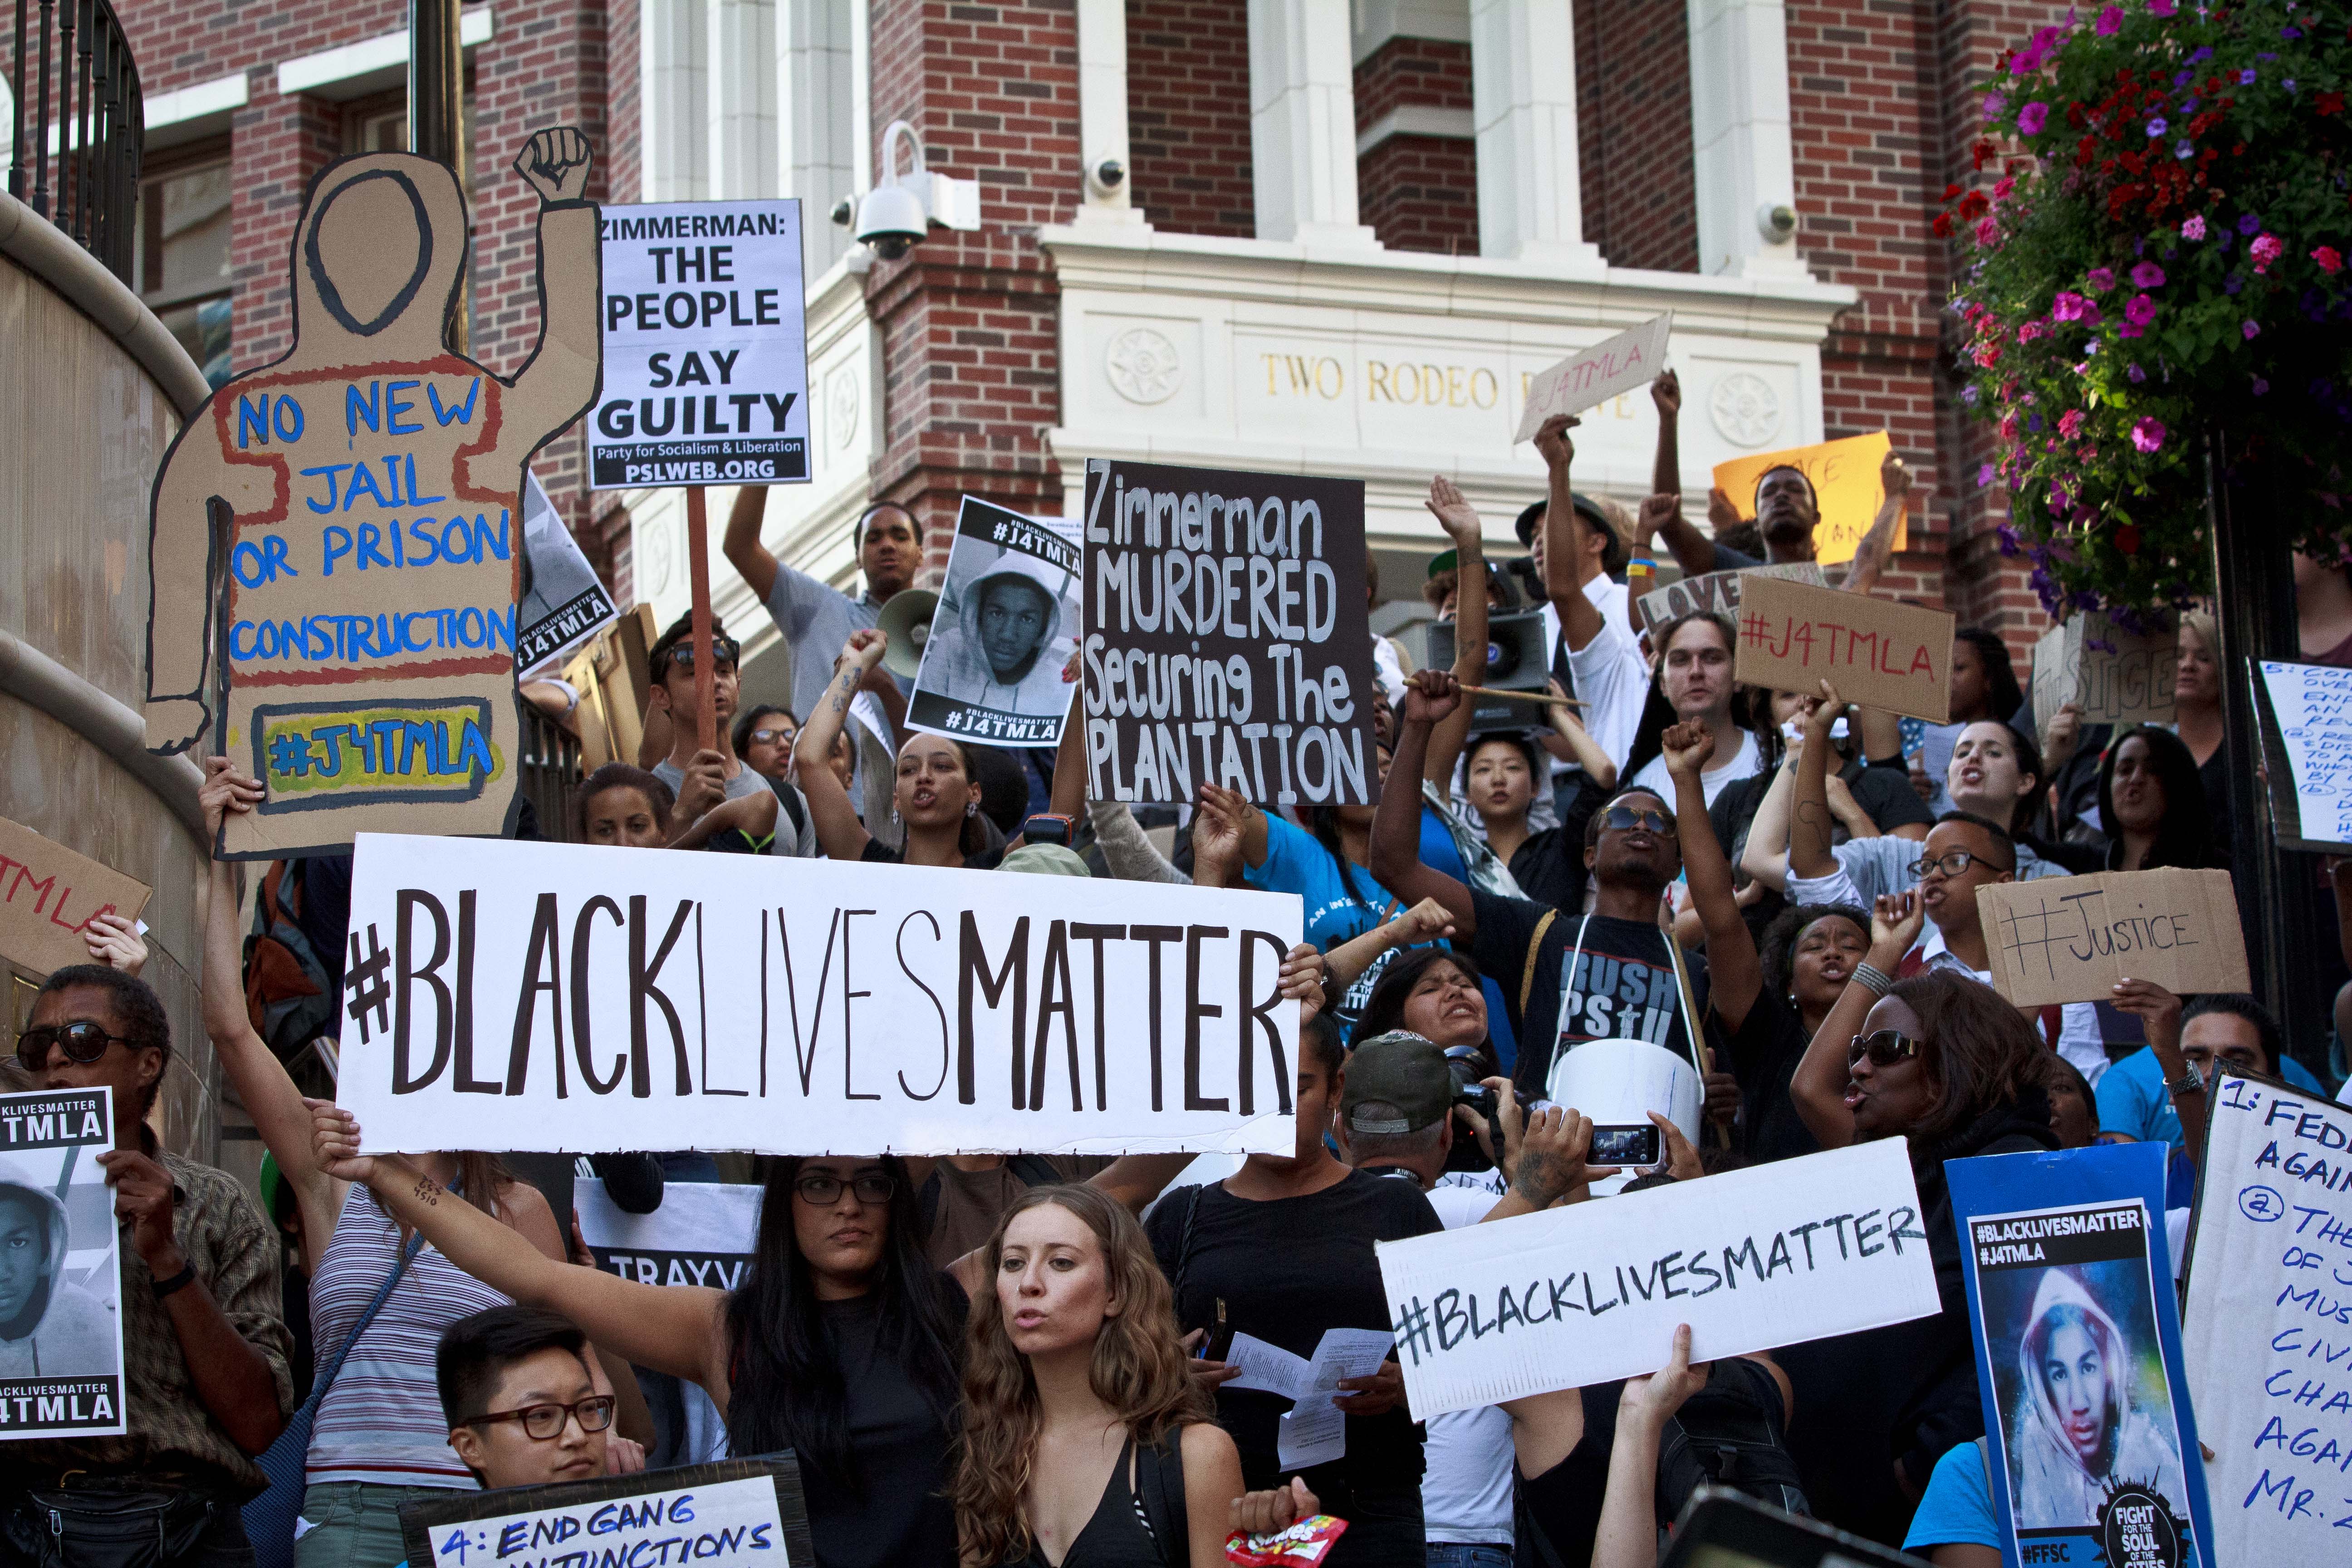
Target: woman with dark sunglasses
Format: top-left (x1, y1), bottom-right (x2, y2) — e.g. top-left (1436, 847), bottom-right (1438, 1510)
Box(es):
top-left (307, 1103), bottom-right (1193, 1568)
top-left (1775, 965), bottom-right (2059, 1546)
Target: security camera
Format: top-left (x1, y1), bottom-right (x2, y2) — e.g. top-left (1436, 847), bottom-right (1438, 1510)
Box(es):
top-left (830, 196), bottom-right (854, 228)
top-left (1757, 202), bottom-right (1798, 243)
top-left (1089, 157), bottom-right (1126, 194)
top-left (855, 181), bottom-right (930, 260)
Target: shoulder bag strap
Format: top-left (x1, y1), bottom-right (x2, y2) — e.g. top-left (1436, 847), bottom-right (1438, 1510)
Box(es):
top-left (306, 1227), bottom-right (426, 1409)
top-left (1135, 1431), bottom-right (1190, 1568)
top-left (1170, 1184), bottom-right (1206, 1311)
top-left (1519, 908), bottom-right (1560, 1018)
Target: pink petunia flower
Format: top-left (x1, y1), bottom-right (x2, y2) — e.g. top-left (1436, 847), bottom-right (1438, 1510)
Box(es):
top-left (1977, 463), bottom-right (1996, 487)
top-left (2315, 246), bottom-right (2345, 274)
top-left (2095, 6), bottom-right (2123, 35)
top-left (2252, 232), bottom-right (2284, 272)
top-left (1975, 216), bottom-right (1999, 245)
top-left (2058, 409), bottom-right (2084, 438)
top-left (2131, 417), bottom-right (2166, 453)
top-left (2124, 294), bottom-right (2157, 325)
top-left (2086, 267), bottom-right (2116, 291)
top-left (2243, 319), bottom-right (2261, 340)
top-left (2180, 214), bottom-right (2206, 240)
top-left (2018, 101), bottom-right (2051, 134)
top-left (1993, 175), bottom-right (2015, 201)
top-left (2051, 291), bottom-right (2089, 321)
top-left (2131, 261), bottom-right (2166, 288)
top-left (2149, 0), bottom-right (2176, 15)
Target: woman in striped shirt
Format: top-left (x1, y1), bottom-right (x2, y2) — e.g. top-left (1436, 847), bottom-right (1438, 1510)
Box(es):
top-left (199, 760), bottom-right (585, 1567)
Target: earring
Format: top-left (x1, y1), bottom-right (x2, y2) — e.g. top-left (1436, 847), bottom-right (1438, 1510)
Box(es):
top-left (965, 801), bottom-right (978, 818)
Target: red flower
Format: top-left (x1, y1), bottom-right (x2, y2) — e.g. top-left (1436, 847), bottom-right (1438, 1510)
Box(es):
top-left (2318, 92), bottom-right (2346, 118)
top-left (1942, 182), bottom-right (1963, 203)
top-left (1932, 211), bottom-right (1955, 238)
top-left (1958, 191), bottom-right (1990, 220)
top-left (2115, 525), bottom-right (2142, 556)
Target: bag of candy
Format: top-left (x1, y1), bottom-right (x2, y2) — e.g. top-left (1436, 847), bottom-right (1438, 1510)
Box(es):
top-left (1223, 1514), bottom-right (1349, 1566)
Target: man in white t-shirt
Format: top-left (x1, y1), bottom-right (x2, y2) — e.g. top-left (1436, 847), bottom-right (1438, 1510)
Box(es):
top-left (1334, 1033), bottom-right (1513, 1566)
top-left (1625, 609), bottom-right (1760, 809)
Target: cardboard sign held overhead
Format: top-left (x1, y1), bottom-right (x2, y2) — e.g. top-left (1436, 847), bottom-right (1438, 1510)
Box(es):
top-left (1375, 1141), bottom-right (1941, 1418)
top-left (1976, 869), bottom-right (2249, 1009)
top-left (140, 132), bottom-right (605, 859)
top-left (2252, 659), bottom-right (2352, 852)
top-left (589, 199), bottom-right (809, 489)
top-left (1732, 575), bottom-right (1955, 721)
top-left (0, 818), bottom-right (152, 977)
top-left (1634, 561), bottom-right (1827, 635)
top-left (905, 499), bottom-right (1083, 747)
top-left (1514, 314), bottom-right (1672, 443)
top-left (2029, 614), bottom-right (2177, 735)
top-left (1712, 431), bottom-right (1904, 567)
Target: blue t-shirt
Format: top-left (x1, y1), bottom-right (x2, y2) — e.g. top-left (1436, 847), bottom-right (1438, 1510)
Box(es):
top-left (1248, 813), bottom-right (1407, 1035)
top-left (2096, 1044), bottom-right (2326, 1150)
top-left (1903, 1439), bottom-right (1999, 1553)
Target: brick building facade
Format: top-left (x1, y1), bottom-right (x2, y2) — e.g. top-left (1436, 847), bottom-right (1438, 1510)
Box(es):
top-left (101, 0), bottom-right (2068, 698)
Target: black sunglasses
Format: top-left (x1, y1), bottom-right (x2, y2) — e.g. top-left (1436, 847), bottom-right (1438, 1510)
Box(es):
top-left (1599, 805), bottom-right (1671, 835)
top-left (16, 1022), bottom-right (134, 1073)
top-left (1847, 1029), bottom-right (1925, 1069)
top-left (466, 1395), bottom-right (617, 1441)
top-left (659, 639), bottom-right (740, 675)
top-left (794, 1172), bottom-right (896, 1206)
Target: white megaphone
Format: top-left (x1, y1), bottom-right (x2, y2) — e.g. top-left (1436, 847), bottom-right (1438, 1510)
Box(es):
top-left (1544, 1038), bottom-right (1703, 1175)
top-left (875, 588), bottom-right (941, 680)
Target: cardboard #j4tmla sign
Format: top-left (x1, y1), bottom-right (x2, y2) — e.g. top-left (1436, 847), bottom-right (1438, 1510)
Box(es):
top-left (141, 131), bottom-right (605, 860)
top-left (0, 817), bottom-right (151, 977)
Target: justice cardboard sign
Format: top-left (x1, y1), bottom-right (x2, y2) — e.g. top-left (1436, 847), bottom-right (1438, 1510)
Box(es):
top-left (589, 200), bottom-right (809, 488)
top-left (335, 834), bottom-right (1303, 1156)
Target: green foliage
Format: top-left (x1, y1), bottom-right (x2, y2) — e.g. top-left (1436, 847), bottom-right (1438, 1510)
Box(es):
top-left (1947, 0), bottom-right (2351, 617)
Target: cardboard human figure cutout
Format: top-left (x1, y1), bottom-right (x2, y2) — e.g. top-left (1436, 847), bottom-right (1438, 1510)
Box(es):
top-left (141, 131), bottom-right (603, 858)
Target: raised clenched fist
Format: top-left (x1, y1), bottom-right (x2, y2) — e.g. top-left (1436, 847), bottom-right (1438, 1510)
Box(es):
top-left (515, 128), bottom-right (594, 203)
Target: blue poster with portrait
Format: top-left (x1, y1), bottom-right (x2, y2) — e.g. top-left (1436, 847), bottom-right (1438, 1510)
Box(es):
top-left (1950, 1141), bottom-right (2214, 1568)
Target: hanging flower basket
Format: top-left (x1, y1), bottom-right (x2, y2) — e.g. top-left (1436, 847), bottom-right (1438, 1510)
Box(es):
top-left (1946, 0), bottom-right (2351, 618)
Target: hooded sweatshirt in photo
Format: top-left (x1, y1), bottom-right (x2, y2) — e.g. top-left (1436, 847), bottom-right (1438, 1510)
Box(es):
top-left (0, 1173), bottom-right (117, 1379)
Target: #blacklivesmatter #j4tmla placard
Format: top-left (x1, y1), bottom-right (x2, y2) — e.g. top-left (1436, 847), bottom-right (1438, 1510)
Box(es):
top-left (335, 833), bottom-right (1304, 1158)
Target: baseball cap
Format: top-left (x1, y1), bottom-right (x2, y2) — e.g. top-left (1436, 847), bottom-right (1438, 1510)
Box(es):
top-left (1340, 1031), bottom-right (1453, 1135)
top-left (998, 843), bottom-right (1091, 877)
top-left (1513, 491), bottom-right (1609, 548)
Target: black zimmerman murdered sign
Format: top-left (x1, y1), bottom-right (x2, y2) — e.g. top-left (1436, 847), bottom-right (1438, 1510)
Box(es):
top-left (335, 833), bottom-right (1303, 1156)
top-left (1081, 459), bottom-right (1376, 805)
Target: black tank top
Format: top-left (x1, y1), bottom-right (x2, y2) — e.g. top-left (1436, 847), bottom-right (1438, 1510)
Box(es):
top-left (1018, 1437), bottom-right (1165, 1568)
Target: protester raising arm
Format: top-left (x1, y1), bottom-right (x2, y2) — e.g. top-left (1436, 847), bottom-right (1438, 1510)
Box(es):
top-left (1789, 890), bottom-right (1926, 1149)
top-left (1668, 721), bottom-right (1764, 1032)
top-left (1840, 451), bottom-right (1911, 600)
top-left (793, 631), bottom-right (890, 860)
top-left (2108, 979), bottom-right (2204, 1160)
top-left (1368, 672), bottom-right (1480, 936)
top-left (1424, 474), bottom-right (1491, 789)
top-left (1634, 372), bottom-right (1725, 582)
top-left (1593, 1325), bottom-right (1713, 1568)
top-left (1538, 416), bottom-right (1604, 655)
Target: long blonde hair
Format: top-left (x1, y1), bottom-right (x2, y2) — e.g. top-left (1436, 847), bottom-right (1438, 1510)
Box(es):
top-left (952, 1185), bottom-right (1210, 1566)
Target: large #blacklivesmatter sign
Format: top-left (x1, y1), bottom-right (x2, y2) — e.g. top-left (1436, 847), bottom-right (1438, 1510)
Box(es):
top-left (0, 1090), bottom-right (128, 1442)
top-left (589, 201), bottom-right (808, 488)
top-left (1373, 1141), bottom-right (1940, 1418)
top-left (336, 834), bottom-right (1302, 1156)
top-left (2181, 1073), bottom-right (2352, 1565)
top-left (1081, 460), bottom-right (1376, 806)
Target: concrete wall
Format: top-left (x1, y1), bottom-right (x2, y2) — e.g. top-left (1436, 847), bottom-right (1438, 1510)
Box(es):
top-left (0, 193), bottom-right (220, 1164)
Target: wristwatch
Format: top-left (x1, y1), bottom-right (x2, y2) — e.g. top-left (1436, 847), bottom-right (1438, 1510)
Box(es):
top-left (2167, 1062), bottom-right (2206, 1098)
top-left (149, 1263), bottom-right (197, 1300)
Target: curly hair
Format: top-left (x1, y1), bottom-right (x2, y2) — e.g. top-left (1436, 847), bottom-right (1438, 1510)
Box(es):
top-left (952, 1185), bottom-right (1211, 1566)
top-left (1758, 903), bottom-right (1870, 1002)
top-left (1882, 970), bottom-right (2051, 1157)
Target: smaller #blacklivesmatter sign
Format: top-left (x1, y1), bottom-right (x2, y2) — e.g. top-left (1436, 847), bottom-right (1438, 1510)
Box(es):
top-left (905, 500), bottom-right (1083, 747)
top-left (0, 1089), bottom-right (127, 1442)
top-left (590, 201), bottom-right (808, 489)
top-left (401, 1458), bottom-right (810, 1568)
top-left (1950, 1143), bottom-right (2212, 1568)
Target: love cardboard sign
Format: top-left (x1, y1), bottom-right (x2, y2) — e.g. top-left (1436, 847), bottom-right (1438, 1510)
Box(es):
top-left (1731, 576), bottom-right (1955, 722)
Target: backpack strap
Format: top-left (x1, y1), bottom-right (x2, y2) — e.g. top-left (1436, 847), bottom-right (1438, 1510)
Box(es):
top-left (309, 1228), bottom-right (424, 1406)
top-left (1006, 1154), bottom-right (1063, 1190)
top-left (1170, 1184), bottom-right (1207, 1311)
top-left (1519, 907), bottom-right (1560, 1017)
top-left (1133, 1431), bottom-right (1190, 1568)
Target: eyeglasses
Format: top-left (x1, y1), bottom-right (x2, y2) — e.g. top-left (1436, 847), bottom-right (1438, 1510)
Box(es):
top-left (1847, 1029), bottom-right (1925, 1069)
top-left (1909, 849), bottom-right (2009, 881)
top-left (794, 1172), bottom-right (897, 1206)
top-left (466, 1395), bottom-right (617, 1441)
top-left (1599, 805), bottom-right (1672, 835)
top-left (748, 727), bottom-right (794, 746)
top-left (15, 1022), bottom-right (132, 1073)
top-left (660, 640), bottom-right (740, 675)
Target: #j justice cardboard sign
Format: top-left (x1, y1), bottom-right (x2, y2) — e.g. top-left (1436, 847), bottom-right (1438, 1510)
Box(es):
top-left (141, 131), bottom-right (605, 859)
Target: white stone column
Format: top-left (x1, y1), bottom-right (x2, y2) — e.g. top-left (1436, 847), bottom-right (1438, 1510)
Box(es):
top-left (779, 0), bottom-right (858, 272)
top-left (1686, 0), bottom-right (1808, 277)
top-left (640, 0), bottom-right (710, 201)
top-left (1246, 0), bottom-right (1377, 246)
top-left (1073, 0), bottom-right (1141, 223)
top-left (708, 0), bottom-right (778, 200)
top-left (1469, 0), bottom-right (1602, 270)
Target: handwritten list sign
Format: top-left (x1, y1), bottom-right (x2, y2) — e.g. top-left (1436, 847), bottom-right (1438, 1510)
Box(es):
top-left (401, 1459), bottom-right (808, 1568)
top-left (1374, 1141), bottom-right (1940, 1418)
top-left (2255, 660), bottom-right (2352, 852)
top-left (2180, 1072), bottom-right (2352, 1565)
top-left (2030, 614), bottom-right (2178, 734)
top-left (1513, 314), bottom-right (1672, 443)
top-left (1977, 869), bottom-right (2249, 1008)
top-left (1731, 575), bottom-right (1955, 721)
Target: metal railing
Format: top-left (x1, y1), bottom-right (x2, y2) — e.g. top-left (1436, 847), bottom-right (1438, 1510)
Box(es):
top-left (7, 0), bottom-right (143, 283)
